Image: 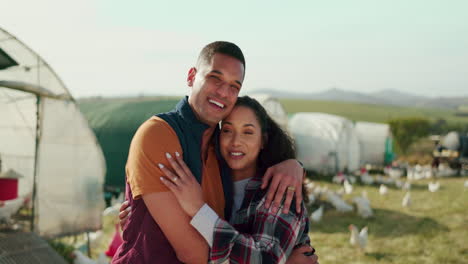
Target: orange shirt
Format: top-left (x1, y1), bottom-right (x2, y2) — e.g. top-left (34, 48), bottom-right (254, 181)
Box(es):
top-left (126, 116), bottom-right (225, 218)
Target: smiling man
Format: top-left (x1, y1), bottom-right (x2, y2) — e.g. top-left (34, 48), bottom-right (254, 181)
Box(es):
top-left (112, 42), bottom-right (309, 264)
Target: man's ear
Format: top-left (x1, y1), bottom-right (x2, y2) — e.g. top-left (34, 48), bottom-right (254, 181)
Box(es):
top-left (187, 67), bottom-right (197, 87)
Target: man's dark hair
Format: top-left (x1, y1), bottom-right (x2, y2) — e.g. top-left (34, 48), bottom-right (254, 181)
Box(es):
top-left (196, 41), bottom-right (246, 70)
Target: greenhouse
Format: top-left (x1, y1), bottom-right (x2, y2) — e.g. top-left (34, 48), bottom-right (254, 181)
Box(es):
top-left (250, 94), bottom-right (289, 130)
top-left (288, 112), bottom-right (360, 174)
top-left (0, 27), bottom-right (105, 237)
top-left (355, 121), bottom-right (394, 166)
top-left (78, 97), bottom-right (180, 192)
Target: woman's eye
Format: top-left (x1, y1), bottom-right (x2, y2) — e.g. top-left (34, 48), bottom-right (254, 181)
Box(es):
top-left (244, 131), bottom-right (254, 135)
top-left (222, 129), bottom-right (231, 133)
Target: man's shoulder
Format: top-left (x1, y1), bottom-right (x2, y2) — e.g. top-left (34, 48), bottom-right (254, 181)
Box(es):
top-left (131, 116), bottom-right (180, 148)
top-left (137, 116), bottom-right (177, 136)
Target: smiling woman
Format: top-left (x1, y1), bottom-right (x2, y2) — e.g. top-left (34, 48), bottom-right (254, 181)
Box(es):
top-left (220, 105), bottom-right (264, 182)
top-left (158, 96), bottom-right (316, 264)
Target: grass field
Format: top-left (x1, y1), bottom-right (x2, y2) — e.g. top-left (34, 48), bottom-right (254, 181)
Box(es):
top-left (78, 96), bottom-right (468, 125)
top-left (74, 176), bottom-right (468, 264)
top-left (280, 98), bottom-right (468, 124)
top-left (307, 176), bottom-right (468, 264)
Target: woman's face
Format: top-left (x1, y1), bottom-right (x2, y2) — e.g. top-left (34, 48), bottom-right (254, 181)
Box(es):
top-left (220, 106), bottom-right (263, 176)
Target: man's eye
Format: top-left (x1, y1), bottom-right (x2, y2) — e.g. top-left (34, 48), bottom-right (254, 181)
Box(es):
top-left (231, 85), bottom-right (240, 91)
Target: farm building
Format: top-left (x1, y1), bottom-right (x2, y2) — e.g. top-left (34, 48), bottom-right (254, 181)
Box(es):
top-left (0, 27), bottom-right (105, 240)
top-left (355, 121), bottom-right (394, 166)
top-left (78, 97), bottom-right (180, 192)
top-left (250, 94), bottom-right (289, 130)
top-left (288, 112), bottom-right (361, 174)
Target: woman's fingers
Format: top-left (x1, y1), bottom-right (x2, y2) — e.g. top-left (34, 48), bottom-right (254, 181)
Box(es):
top-left (282, 186), bottom-right (296, 214)
top-left (165, 152), bottom-right (187, 180)
top-left (174, 152), bottom-right (195, 181)
top-left (159, 175), bottom-right (179, 191)
top-left (158, 163), bottom-right (183, 185)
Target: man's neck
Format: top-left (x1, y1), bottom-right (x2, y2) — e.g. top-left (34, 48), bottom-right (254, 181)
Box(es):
top-left (201, 126), bottom-right (216, 161)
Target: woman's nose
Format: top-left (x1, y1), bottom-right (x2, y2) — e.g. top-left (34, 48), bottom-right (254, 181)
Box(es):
top-left (231, 133), bottom-right (241, 146)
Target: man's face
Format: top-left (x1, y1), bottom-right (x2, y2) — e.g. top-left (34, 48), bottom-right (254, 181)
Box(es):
top-left (188, 53), bottom-right (245, 126)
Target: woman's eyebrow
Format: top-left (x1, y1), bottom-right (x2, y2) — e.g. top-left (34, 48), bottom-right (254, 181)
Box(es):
top-left (222, 121), bottom-right (255, 127)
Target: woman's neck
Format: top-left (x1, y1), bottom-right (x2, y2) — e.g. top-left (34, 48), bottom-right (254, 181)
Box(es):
top-left (232, 166), bottom-right (257, 182)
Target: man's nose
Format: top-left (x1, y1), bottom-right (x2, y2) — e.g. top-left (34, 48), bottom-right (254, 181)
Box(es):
top-left (216, 82), bottom-right (230, 97)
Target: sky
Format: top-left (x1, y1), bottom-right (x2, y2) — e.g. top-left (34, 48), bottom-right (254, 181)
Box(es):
top-left (1, 0), bottom-right (467, 98)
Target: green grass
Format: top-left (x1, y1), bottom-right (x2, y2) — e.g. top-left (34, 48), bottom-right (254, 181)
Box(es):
top-left (57, 176), bottom-right (468, 264)
top-left (280, 99), bottom-right (468, 124)
top-left (307, 176), bottom-right (468, 264)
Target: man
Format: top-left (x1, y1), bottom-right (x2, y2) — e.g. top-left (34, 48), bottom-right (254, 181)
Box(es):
top-left (113, 41), bottom-right (316, 264)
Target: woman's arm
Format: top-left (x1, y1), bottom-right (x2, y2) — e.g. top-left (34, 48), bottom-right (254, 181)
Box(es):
top-left (206, 197), bottom-right (309, 264)
top-left (159, 152), bottom-right (310, 264)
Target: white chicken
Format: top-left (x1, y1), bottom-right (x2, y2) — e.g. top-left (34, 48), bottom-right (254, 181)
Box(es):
top-left (348, 175), bottom-right (357, 184)
top-left (0, 196), bottom-right (25, 223)
top-left (305, 181), bottom-right (315, 192)
top-left (307, 193), bottom-right (316, 206)
top-left (344, 180), bottom-right (353, 195)
top-left (325, 191), bottom-right (353, 212)
top-left (436, 164), bottom-right (457, 177)
top-left (395, 180), bottom-right (404, 189)
top-left (379, 184), bottom-right (388, 195)
top-left (403, 182), bottom-right (411, 191)
top-left (464, 180), bottom-right (468, 189)
top-left (73, 251), bottom-right (109, 264)
top-left (310, 205), bottom-right (324, 223)
top-left (423, 166), bottom-right (433, 179)
top-left (360, 172), bottom-right (374, 185)
top-left (332, 172), bottom-right (346, 184)
top-left (97, 253), bottom-right (109, 264)
top-left (349, 224), bottom-right (368, 251)
top-left (428, 181), bottom-right (440, 192)
top-left (352, 193), bottom-right (373, 218)
top-left (74, 250), bottom-right (97, 264)
top-left (402, 192), bottom-right (411, 207)
top-left (388, 168), bottom-right (403, 179)
top-left (102, 202), bottom-right (123, 217)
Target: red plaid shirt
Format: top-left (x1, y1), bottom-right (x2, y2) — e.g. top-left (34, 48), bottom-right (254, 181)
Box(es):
top-left (209, 175), bottom-right (310, 264)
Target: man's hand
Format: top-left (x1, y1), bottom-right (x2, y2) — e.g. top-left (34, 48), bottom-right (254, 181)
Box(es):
top-left (261, 159), bottom-right (304, 214)
top-left (286, 245), bottom-right (318, 264)
top-left (119, 200), bottom-right (131, 231)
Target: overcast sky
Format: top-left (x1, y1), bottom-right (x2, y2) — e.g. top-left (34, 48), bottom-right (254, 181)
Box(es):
top-left (2, 0), bottom-right (467, 98)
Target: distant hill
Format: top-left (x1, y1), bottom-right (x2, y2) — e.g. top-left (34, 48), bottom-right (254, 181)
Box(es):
top-left (251, 88), bottom-right (468, 110)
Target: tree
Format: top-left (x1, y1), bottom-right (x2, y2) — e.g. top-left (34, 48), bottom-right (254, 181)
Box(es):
top-left (388, 117), bottom-right (431, 154)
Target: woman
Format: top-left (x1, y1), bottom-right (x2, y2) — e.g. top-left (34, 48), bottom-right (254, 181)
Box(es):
top-left (158, 96), bottom-right (316, 263)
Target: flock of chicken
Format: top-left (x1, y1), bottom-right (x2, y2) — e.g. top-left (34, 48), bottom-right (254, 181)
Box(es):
top-left (2, 165), bottom-right (466, 263)
top-left (304, 165), bottom-right (468, 253)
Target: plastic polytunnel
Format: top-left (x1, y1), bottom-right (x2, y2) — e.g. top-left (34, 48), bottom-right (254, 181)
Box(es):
top-left (355, 121), bottom-right (394, 166)
top-left (288, 112), bottom-right (360, 174)
top-left (250, 94), bottom-right (289, 130)
top-left (0, 28), bottom-right (105, 237)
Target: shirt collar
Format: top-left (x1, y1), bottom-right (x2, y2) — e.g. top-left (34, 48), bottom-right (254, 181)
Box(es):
top-left (175, 96), bottom-right (212, 132)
